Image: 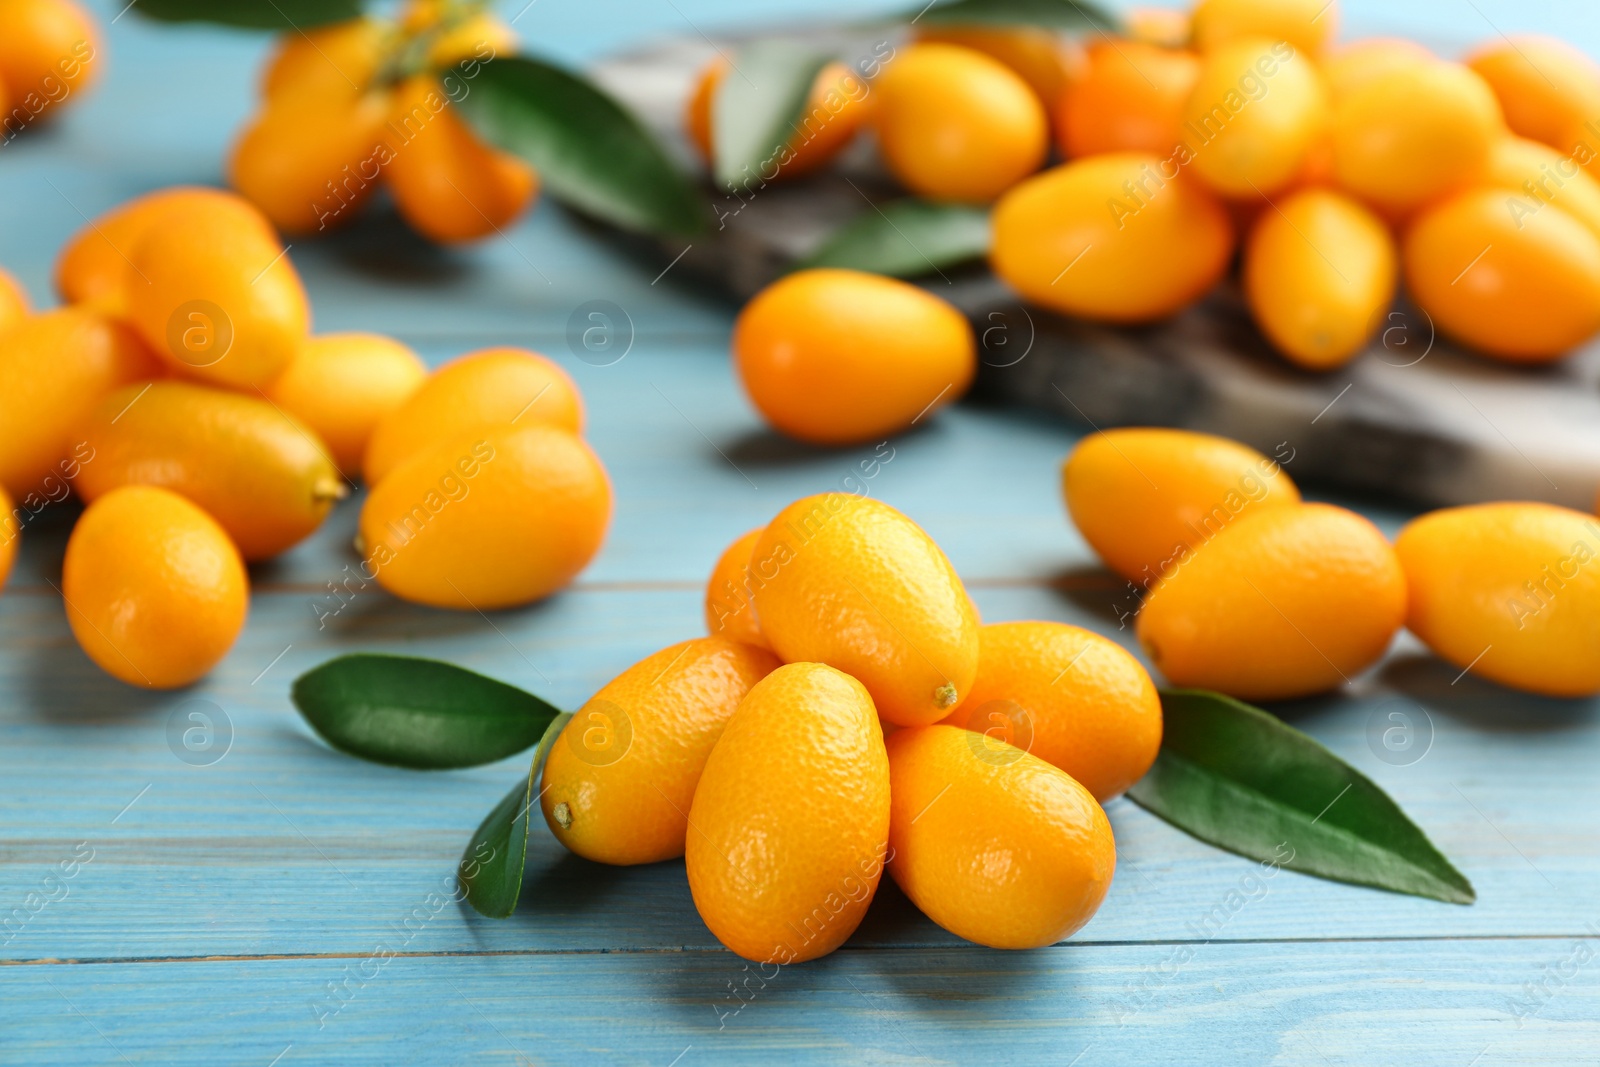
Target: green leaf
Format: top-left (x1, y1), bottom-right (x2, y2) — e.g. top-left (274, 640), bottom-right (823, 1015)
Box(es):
top-left (291, 654), bottom-right (559, 770)
top-left (460, 712), bottom-right (571, 919)
top-left (711, 40), bottom-right (833, 191)
top-left (909, 0), bottom-right (1119, 31)
top-left (133, 0), bottom-right (364, 29)
top-left (1127, 689), bottom-right (1475, 905)
top-left (798, 198), bottom-right (991, 277)
top-left (455, 54), bottom-right (706, 237)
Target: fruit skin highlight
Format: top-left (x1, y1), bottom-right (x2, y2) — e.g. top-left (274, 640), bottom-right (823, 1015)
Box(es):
top-left (1396, 502), bottom-right (1600, 697)
top-left (686, 662), bottom-right (890, 964)
top-left (62, 485), bottom-right (248, 689)
top-left (1063, 428), bottom-right (1300, 585)
top-left (359, 423), bottom-right (611, 610)
top-left (1136, 503), bottom-right (1407, 701)
top-left (939, 621), bottom-right (1162, 802)
top-left (886, 725), bottom-right (1116, 950)
top-left (77, 381), bottom-right (344, 562)
top-left (541, 636), bottom-right (780, 866)
top-left (733, 269), bottom-right (975, 446)
top-left (752, 494), bottom-right (979, 727)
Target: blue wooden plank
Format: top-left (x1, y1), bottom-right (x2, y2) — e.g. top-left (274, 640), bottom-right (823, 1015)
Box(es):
top-left (5, 939), bottom-right (1599, 1066)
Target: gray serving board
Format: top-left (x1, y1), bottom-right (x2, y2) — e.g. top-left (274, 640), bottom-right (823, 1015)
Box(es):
top-left (591, 29), bottom-right (1600, 511)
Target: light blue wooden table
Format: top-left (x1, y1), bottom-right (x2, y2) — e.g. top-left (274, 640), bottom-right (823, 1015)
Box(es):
top-left (4, 2), bottom-right (1600, 1064)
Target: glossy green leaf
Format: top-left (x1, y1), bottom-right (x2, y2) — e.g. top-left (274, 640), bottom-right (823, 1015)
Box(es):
top-left (133, 0), bottom-right (364, 29)
top-left (460, 712), bottom-right (571, 919)
top-left (455, 54), bottom-right (705, 236)
top-left (711, 40), bottom-right (834, 191)
top-left (798, 198), bottom-right (990, 277)
top-left (908, 0), bottom-right (1118, 31)
top-left (1127, 689), bottom-right (1475, 905)
top-left (291, 654), bottom-right (559, 770)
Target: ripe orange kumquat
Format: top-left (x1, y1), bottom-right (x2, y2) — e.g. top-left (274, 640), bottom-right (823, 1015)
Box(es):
top-left (871, 42), bottom-right (1050, 203)
top-left (1243, 188), bottom-right (1397, 369)
top-left (1330, 59), bottom-right (1503, 217)
top-left (1181, 37), bottom-right (1328, 199)
top-left (363, 346), bottom-right (584, 487)
top-left (886, 725), bottom-right (1116, 950)
top-left (1467, 35), bottom-right (1600, 151)
top-left (541, 637), bottom-right (780, 865)
top-left (62, 486), bottom-right (248, 690)
top-left (264, 332), bottom-right (428, 478)
top-left (77, 381), bottom-right (346, 562)
top-left (1397, 503), bottom-right (1600, 697)
top-left (54, 186), bottom-right (273, 314)
top-left (914, 25), bottom-right (1083, 110)
top-left (359, 423), bottom-right (612, 610)
top-left (1136, 503), bottom-right (1407, 701)
top-left (1189, 0), bottom-right (1336, 58)
top-left (384, 74), bottom-right (540, 244)
top-left (125, 194), bottom-right (311, 390)
top-left (991, 153), bottom-right (1234, 323)
top-left (1063, 427), bottom-right (1300, 586)
top-left (687, 662), bottom-right (890, 964)
top-left (1057, 39), bottom-right (1200, 160)
top-left (732, 269), bottom-right (975, 446)
top-left (0, 308), bottom-right (161, 501)
top-left (1403, 188), bottom-right (1600, 362)
top-left (0, 484), bottom-right (16, 593)
top-left (1320, 38), bottom-right (1432, 101)
top-left (752, 494), bottom-right (979, 727)
top-left (704, 527), bottom-right (769, 649)
top-left (0, 267), bottom-right (29, 332)
top-left (0, 0), bottom-right (99, 122)
top-left (939, 621), bottom-right (1162, 802)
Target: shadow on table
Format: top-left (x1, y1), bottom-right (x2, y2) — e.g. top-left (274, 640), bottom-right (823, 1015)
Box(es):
top-left (720, 419), bottom-right (947, 476)
top-left (1376, 652), bottom-right (1598, 733)
top-left (1041, 563), bottom-right (1134, 629)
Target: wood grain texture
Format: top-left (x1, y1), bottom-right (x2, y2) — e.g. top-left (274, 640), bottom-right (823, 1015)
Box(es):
top-left (3, 2), bottom-right (1600, 1064)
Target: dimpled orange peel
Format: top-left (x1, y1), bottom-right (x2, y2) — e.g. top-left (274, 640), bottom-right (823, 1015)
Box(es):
top-left (751, 494), bottom-right (979, 727)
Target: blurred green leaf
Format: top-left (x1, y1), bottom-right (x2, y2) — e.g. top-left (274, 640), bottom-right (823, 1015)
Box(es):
top-left (909, 0), bottom-right (1118, 31)
top-left (799, 198), bottom-right (990, 277)
top-left (1128, 689), bottom-right (1475, 905)
top-left (457, 54), bottom-right (706, 236)
top-left (133, 0), bottom-right (365, 29)
top-left (712, 40), bottom-right (833, 191)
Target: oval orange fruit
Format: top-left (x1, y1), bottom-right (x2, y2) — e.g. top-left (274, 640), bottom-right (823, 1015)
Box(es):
top-left (541, 636), bottom-right (780, 865)
top-left (687, 662), bottom-right (890, 963)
